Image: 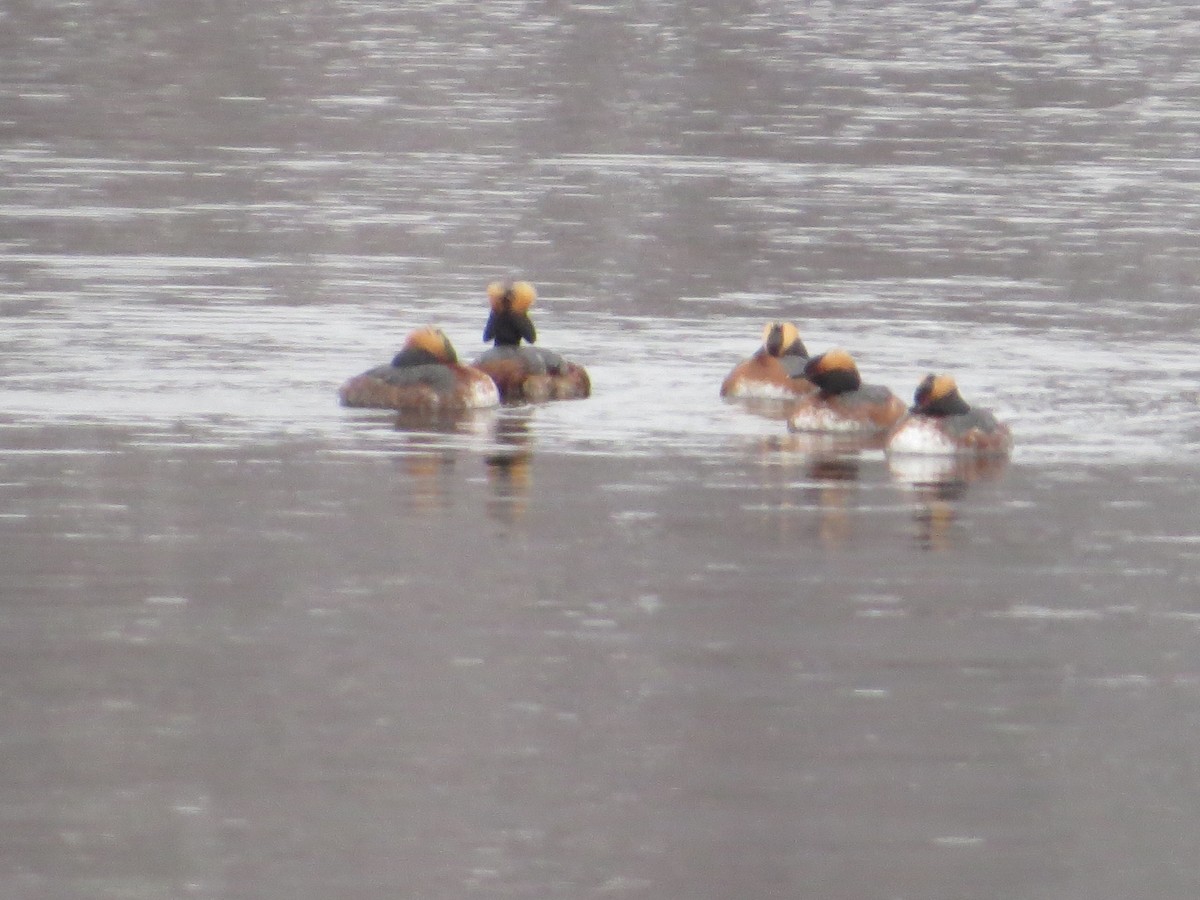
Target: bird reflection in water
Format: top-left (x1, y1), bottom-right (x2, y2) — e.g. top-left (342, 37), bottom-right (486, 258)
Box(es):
top-left (889, 454), bottom-right (1010, 551)
top-left (389, 407), bottom-right (496, 435)
top-left (484, 413), bottom-right (535, 524)
top-left (398, 447), bottom-right (456, 514)
top-left (387, 408), bottom-right (494, 514)
top-left (751, 433), bottom-right (872, 548)
top-left (737, 397), bottom-right (805, 423)
top-left (809, 454), bottom-right (860, 549)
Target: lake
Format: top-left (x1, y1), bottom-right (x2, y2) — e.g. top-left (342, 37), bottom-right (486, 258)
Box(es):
top-left (1, 2), bottom-right (1199, 898)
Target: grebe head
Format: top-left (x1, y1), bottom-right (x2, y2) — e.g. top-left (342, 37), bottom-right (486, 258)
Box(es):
top-left (487, 280), bottom-right (537, 315)
top-left (803, 348), bottom-right (862, 395)
top-left (404, 326), bottom-right (458, 364)
top-left (913, 373), bottom-right (971, 416)
top-left (761, 321), bottom-right (804, 358)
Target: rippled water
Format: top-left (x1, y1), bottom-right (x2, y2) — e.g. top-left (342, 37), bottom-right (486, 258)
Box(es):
top-left (3, 2), bottom-right (1200, 899)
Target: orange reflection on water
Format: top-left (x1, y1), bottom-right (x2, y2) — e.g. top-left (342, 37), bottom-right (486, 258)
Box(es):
top-left (748, 432), bottom-right (876, 549)
top-left (484, 414), bottom-right (535, 524)
top-left (889, 454), bottom-right (1011, 551)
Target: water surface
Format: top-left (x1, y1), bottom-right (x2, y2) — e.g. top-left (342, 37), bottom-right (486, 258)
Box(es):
top-left (2, 2), bottom-right (1200, 899)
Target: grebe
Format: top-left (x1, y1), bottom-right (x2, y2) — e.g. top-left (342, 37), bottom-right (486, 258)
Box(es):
top-left (720, 322), bottom-right (814, 400)
top-left (473, 280), bottom-right (591, 402)
top-left (787, 348), bottom-right (906, 433)
top-left (338, 326), bottom-right (499, 412)
top-left (886, 374), bottom-right (1012, 455)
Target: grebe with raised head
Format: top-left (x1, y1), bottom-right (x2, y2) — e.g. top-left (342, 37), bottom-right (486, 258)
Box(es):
top-left (720, 321), bottom-right (814, 401)
top-left (473, 280), bottom-right (591, 402)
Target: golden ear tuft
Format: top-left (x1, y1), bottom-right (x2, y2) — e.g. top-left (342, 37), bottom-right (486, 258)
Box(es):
top-left (406, 326), bottom-right (454, 361)
top-left (486, 281), bottom-right (506, 310)
top-left (914, 373), bottom-right (958, 409)
top-left (486, 280), bottom-right (537, 313)
top-left (761, 322), bottom-right (799, 352)
top-left (816, 347), bottom-right (858, 375)
top-left (510, 281), bottom-right (537, 313)
top-left (929, 373), bottom-right (958, 401)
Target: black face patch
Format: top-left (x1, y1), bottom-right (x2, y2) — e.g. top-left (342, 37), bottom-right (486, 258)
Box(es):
top-left (765, 325), bottom-right (785, 357)
top-left (816, 368), bottom-right (862, 395)
top-left (920, 389), bottom-right (971, 417)
top-left (913, 375), bottom-right (970, 416)
top-left (913, 375), bottom-right (937, 409)
top-left (804, 355), bottom-right (862, 395)
top-left (392, 346), bottom-right (444, 368)
top-left (484, 310), bottom-right (537, 346)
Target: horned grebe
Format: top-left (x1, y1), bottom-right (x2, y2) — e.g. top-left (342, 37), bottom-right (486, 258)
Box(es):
top-left (338, 326), bottom-right (499, 412)
top-left (886, 374), bottom-right (1012, 455)
top-left (720, 322), bottom-right (814, 400)
top-left (787, 348), bottom-right (906, 433)
top-left (473, 281), bottom-right (590, 402)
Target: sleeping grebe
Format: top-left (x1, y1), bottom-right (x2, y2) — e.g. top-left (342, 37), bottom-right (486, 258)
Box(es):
top-left (720, 322), bottom-right (814, 400)
top-left (473, 280), bottom-right (591, 402)
top-left (886, 374), bottom-right (1013, 455)
top-left (787, 348), bottom-right (906, 433)
top-left (338, 326), bottom-right (499, 412)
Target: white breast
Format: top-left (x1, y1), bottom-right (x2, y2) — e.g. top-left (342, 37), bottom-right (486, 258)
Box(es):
top-left (465, 374), bottom-right (501, 409)
top-left (885, 418), bottom-right (956, 455)
top-left (728, 381), bottom-right (802, 401)
top-left (789, 406), bottom-right (870, 433)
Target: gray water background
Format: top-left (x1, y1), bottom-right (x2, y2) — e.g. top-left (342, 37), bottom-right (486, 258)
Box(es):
top-left (2, 2), bottom-right (1200, 898)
